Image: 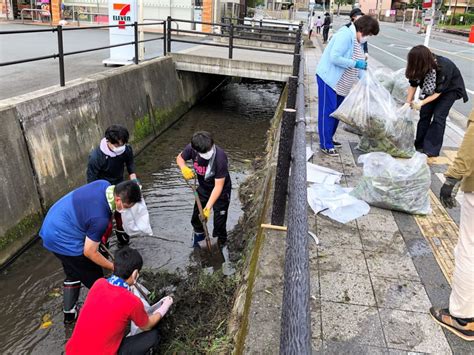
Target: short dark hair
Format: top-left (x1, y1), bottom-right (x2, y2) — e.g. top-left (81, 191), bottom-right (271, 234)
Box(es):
top-left (114, 180), bottom-right (142, 204)
top-left (105, 125), bottom-right (129, 145)
top-left (350, 8), bottom-right (364, 20)
top-left (405, 45), bottom-right (438, 81)
top-left (354, 15), bottom-right (379, 36)
top-left (114, 247), bottom-right (143, 279)
top-left (318, 16), bottom-right (321, 18)
top-left (191, 131), bottom-right (214, 153)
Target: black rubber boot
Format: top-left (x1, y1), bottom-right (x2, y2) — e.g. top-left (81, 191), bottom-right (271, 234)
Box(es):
top-left (116, 230), bottom-right (130, 246)
top-left (63, 280), bottom-right (81, 324)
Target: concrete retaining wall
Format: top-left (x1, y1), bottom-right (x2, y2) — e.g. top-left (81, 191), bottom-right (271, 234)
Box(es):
top-left (0, 56), bottom-right (222, 264)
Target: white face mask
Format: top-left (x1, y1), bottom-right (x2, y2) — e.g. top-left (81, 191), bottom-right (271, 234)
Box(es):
top-left (112, 145), bottom-right (126, 155)
top-left (198, 146), bottom-right (214, 160)
top-left (359, 36), bottom-right (369, 44)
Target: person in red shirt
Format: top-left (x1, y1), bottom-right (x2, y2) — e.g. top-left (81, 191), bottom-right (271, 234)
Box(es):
top-left (66, 247), bottom-right (173, 355)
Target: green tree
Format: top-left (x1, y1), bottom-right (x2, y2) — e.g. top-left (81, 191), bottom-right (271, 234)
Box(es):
top-left (335, 0), bottom-right (354, 15)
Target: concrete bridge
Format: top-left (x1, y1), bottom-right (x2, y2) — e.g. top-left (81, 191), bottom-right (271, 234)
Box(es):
top-left (171, 44), bottom-right (294, 82)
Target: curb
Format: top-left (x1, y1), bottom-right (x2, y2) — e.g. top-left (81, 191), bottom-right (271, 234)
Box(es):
top-left (397, 27), bottom-right (473, 46)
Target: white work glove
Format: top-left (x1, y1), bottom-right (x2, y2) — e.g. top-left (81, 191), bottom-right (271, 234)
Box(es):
top-left (411, 99), bottom-right (424, 111)
top-left (153, 296), bottom-right (173, 317)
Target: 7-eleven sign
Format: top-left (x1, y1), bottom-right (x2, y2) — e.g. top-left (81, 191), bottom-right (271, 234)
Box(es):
top-left (104, 0), bottom-right (137, 64)
top-left (422, 0), bottom-right (433, 9)
top-left (113, 3), bottom-right (131, 29)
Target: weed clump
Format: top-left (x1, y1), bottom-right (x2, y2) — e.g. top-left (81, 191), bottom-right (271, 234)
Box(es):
top-left (141, 268), bottom-right (238, 354)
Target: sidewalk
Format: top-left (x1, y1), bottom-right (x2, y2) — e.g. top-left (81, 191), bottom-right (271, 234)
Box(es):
top-left (304, 37), bottom-right (474, 353)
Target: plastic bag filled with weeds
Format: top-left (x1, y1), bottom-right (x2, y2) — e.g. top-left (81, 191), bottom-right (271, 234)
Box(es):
top-left (357, 104), bottom-right (416, 158)
top-left (331, 70), bottom-right (397, 133)
top-left (351, 152), bottom-right (431, 215)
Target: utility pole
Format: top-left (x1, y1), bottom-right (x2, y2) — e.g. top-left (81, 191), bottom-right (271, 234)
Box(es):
top-left (424, 0), bottom-right (436, 47)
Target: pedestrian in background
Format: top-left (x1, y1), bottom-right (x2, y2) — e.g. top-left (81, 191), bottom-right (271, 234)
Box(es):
top-left (315, 16), bottom-right (322, 35)
top-left (405, 45), bottom-right (468, 157)
top-left (430, 110), bottom-right (474, 341)
top-left (308, 11), bottom-right (315, 39)
top-left (322, 12), bottom-right (331, 43)
top-left (315, 15), bottom-right (379, 156)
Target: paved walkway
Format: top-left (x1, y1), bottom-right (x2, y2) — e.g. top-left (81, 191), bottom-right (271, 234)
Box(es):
top-left (304, 36), bottom-right (474, 354)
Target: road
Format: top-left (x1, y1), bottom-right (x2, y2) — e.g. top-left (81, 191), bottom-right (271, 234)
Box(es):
top-left (0, 23), bottom-right (198, 100)
top-left (332, 18), bottom-right (473, 118)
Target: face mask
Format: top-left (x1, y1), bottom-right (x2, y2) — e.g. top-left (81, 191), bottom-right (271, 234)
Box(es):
top-left (112, 145), bottom-right (126, 155)
top-left (198, 146), bottom-right (214, 160)
top-left (359, 36), bottom-right (368, 44)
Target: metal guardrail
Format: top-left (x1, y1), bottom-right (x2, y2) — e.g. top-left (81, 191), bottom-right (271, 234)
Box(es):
top-left (270, 32), bottom-right (311, 352)
top-left (1, 17), bottom-right (300, 87)
top-left (21, 8), bottom-right (51, 25)
top-left (280, 47), bottom-right (311, 353)
top-left (166, 16), bottom-right (301, 59)
top-left (0, 21), bottom-right (166, 87)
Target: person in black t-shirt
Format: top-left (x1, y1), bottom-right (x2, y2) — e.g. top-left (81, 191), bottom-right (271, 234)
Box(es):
top-left (322, 12), bottom-right (331, 44)
top-left (87, 125), bottom-right (139, 245)
top-left (405, 45), bottom-right (468, 157)
top-left (176, 131), bottom-right (232, 247)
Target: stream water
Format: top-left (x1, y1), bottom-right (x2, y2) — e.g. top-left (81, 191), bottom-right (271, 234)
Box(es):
top-left (0, 80), bottom-right (282, 353)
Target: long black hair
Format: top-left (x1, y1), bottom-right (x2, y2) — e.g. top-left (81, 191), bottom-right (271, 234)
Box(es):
top-left (406, 45), bottom-right (438, 81)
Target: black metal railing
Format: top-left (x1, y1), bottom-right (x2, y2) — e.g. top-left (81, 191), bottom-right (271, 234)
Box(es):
top-left (270, 31), bottom-right (311, 352)
top-left (165, 16), bottom-right (301, 59)
top-left (1, 17), bottom-right (301, 88)
top-left (0, 21), bottom-right (166, 87)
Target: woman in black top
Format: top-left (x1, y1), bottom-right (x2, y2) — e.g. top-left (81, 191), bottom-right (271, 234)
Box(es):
top-left (405, 45), bottom-right (468, 157)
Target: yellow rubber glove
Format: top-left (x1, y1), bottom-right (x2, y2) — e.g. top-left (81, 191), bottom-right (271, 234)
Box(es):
top-left (203, 207), bottom-right (211, 220)
top-left (181, 166), bottom-right (194, 180)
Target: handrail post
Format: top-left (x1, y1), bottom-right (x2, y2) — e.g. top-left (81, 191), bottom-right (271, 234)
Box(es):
top-left (167, 16), bottom-right (172, 53)
top-left (271, 108), bottom-right (297, 226)
top-left (133, 22), bottom-right (139, 64)
top-left (287, 75), bottom-right (298, 110)
top-left (57, 25), bottom-right (65, 87)
top-left (163, 21), bottom-right (167, 56)
top-left (292, 53), bottom-right (300, 77)
top-left (228, 23), bottom-right (234, 59)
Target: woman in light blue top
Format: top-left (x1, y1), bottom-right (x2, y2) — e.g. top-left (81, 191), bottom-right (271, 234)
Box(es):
top-left (316, 15), bottom-right (380, 156)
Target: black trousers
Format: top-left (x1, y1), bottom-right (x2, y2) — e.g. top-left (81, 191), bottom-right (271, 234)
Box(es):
top-left (118, 328), bottom-right (160, 355)
top-left (415, 91), bottom-right (457, 157)
top-left (322, 27), bottom-right (330, 42)
top-left (316, 26), bottom-right (321, 34)
top-left (54, 253), bottom-right (103, 288)
top-left (191, 190), bottom-right (230, 242)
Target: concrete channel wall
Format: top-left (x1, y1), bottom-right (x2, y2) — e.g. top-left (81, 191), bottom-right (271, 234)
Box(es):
top-left (0, 56), bottom-right (222, 266)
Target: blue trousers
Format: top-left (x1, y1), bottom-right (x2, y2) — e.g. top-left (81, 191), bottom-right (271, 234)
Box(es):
top-left (317, 75), bottom-right (345, 150)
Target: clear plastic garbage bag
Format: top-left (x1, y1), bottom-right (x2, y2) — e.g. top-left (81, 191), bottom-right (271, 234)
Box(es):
top-left (351, 152), bottom-right (431, 215)
top-left (307, 183), bottom-right (370, 224)
top-left (121, 199), bottom-right (153, 236)
top-left (374, 67), bottom-right (395, 93)
top-left (129, 283), bottom-right (164, 336)
top-left (331, 69), bottom-right (397, 134)
top-left (357, 104), bottom-right (416, 158)
top-left (391, 68), bottom-right (410, 104)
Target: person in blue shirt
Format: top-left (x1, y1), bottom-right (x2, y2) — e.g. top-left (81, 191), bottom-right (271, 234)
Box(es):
top-left (316, 15), bottom-right (379, 157)
top-left (39, 180), bottom-right (142, 324)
